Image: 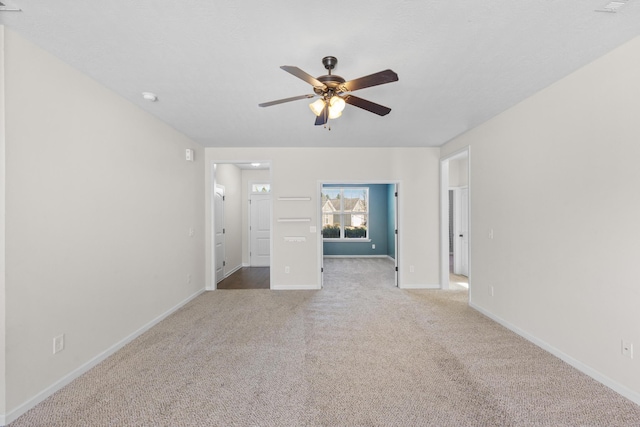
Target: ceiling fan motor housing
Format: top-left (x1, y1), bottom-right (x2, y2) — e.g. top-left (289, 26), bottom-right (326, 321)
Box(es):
top-left (314, 74), bottom-right (346, 95)
top-left (322, 56), bottom-right (338, 71)
top-left (313, 56), bottom-right (344, 96)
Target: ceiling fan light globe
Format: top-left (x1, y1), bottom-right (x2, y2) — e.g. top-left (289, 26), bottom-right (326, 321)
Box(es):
top-left (328, 108), bottom-right (342, 119)
top-left (329, 96), bottom-right (346, 113)
top-left (309, 99), bottom-right (326, 116)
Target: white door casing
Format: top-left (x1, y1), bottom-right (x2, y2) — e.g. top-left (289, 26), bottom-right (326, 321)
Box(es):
top-left (214, 185), bottom-right (225, 284)
top-left (250, 193), bottom-right (271, 267)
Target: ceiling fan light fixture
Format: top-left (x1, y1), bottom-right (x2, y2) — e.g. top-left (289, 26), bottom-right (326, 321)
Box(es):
top-left (309, 98), bottom-right (326, 116)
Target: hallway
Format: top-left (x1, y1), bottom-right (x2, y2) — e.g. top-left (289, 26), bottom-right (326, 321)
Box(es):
top-left (217, 267), bottom-right (270, 289)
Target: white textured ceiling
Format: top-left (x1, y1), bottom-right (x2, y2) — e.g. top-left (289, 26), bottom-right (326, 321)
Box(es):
top-left (2, 0), bottom-right (640, 147)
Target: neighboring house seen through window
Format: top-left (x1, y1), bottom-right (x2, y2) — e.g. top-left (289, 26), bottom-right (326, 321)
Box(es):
top-left (251, 183), bottom-right (271, 193)
top-left (321, 187), bottom-right (368, 239)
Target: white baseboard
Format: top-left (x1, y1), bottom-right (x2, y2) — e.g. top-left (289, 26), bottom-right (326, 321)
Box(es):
top-left (323, 255), bottom-right (392, 259)
top-left (470, 302), bottom-right (640, 406)
top-left (399, 284), bottom-right (441, 289)
top-left (224, 264), bottom-right (243, 278)
top-left (2, 288), bottom-right (205, 426)
top-left (271, 283), bottom-right (320, 290)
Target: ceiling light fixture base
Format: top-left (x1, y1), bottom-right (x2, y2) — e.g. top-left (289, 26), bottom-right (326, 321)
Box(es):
top-left (322, 56), bottom-right (338, 72)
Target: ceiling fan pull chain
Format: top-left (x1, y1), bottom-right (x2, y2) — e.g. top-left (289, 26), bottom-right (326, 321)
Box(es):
top-left (325, 104), bottom-right (330, 130)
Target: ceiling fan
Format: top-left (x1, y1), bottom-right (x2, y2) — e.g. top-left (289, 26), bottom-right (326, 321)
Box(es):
top-left (258, 56), bottom-right (398, 127)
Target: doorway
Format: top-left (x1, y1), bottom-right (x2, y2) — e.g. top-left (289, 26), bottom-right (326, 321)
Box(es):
top-left (319, 182), bottom-right (399, 288)
top-left (212, 162), bottom-right (272, 289)
top-left (440, 149), bottom-right (470, 291)
top-left (214, 184), bottom-right (226, 285)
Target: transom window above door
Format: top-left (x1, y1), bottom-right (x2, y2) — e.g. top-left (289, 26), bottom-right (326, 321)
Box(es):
top-left (321, 187), bottom-right (369, 240)
top-left (251, 183), bottom-right (271, 193)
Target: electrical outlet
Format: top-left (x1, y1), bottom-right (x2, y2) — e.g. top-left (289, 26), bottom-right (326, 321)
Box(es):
top-left (188, 227), bottom-right (194, 237)
top-left (489, 229), bottom-right (494, 239)
top-left (622, 340), bottom-right (634, 359)
top-left (187, 274), bottom-right (192, 284)
top-left (410, 265), bottom-right (415, 273)
top-left (285, 266), bottom-right (290, 274)
top-left (53, 334), bottom-right (64, 354)
top-left (489, 286), bottom-right (494, 297)
top-left (372, 244), bottom-right (376, 249)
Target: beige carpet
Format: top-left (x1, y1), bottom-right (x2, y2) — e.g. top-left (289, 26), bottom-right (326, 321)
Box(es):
top-left (11, 258), bottom-right (640, 426)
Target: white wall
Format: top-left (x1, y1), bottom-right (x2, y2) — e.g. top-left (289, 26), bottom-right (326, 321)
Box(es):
top-left (213, 164), bottom-right (243, 275)
top-left (441, 36), bottom-right (640, 402)
top-left (0, 26), bottom-right (7, 417)
top-left (449, 157), bottom-right (468, 187)
top-left (205, 148), bottom-right (440, 290)
top-left (2, 28), bottom-right (205, 420)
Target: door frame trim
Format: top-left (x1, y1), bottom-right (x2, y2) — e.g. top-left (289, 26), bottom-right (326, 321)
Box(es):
top-left (440, 147), bottom-right (471, 291)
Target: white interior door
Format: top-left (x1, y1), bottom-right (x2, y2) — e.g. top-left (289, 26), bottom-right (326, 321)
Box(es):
top-left (460, 188), bottom-right (469, 276)
top-left (394, 184), bottom-right (399, 287)
top-left (453, 187), bottom-right (469, 276)
top-left (250, 193), bottom-right (271, 267)
top-left (214, 185), bottom-right (225, 284)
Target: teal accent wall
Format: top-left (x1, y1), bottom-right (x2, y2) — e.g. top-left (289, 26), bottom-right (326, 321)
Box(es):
top-left (387, 185), bottom-right (396, 259)
top-left (323, 184), bottom-right (395, 256)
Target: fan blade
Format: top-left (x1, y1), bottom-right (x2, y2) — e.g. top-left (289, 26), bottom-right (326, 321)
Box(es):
top-left (339, 69), bottom-right (398, 92)
top-left (281, 66), bottom-right (327, 90)
top-left (315, 105), bottom-right (328, 126)
top-left (344, 95), bottom-right (392, 116)
top-left (259, 94), bottom-right (315, 107)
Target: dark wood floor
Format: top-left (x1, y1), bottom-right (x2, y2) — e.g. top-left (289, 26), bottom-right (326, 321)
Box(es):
top-left (217, 267), bottom-right (270, 289)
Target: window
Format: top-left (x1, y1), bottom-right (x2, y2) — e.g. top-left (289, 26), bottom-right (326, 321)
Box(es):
top-left (321, 187), bottom-right (368, 239)
top-left (251, 183), bottom-right (271, 193)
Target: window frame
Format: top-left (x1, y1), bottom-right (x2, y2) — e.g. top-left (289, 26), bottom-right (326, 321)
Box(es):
top-left (321, 187), bottom-right (370, 241)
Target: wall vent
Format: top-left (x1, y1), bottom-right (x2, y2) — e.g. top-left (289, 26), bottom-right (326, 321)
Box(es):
top-left (595, 1), bottom-right (629, 13)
